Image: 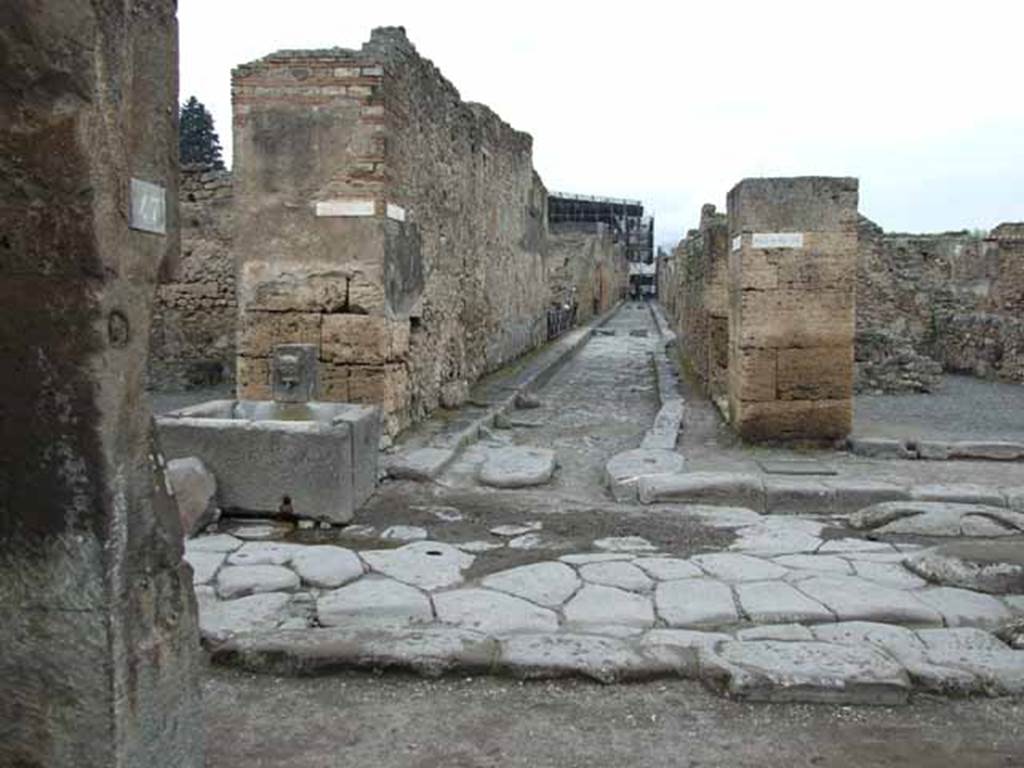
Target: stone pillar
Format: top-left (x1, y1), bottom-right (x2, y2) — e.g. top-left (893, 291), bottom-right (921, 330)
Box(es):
top-left (0, 3), bottom-right (203, 767)
top-left (726, 177), bottom-right (859, 442)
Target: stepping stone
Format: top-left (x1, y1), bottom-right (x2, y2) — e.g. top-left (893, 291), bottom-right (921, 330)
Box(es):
top-left (316, 576), bottom-right (432, 628)
top-left (633, 557), bottom-right (703, 581)
top-left (198, 592), bottom-right (292, 644)
top-left (690, 553), bottom-right (788, 582)
top-left (216, 565), bottom-right (299, 599)
top-left (564, 585), bottom-right (655, 628)
top-left (434, 588), bottom-right (559, 634)
top-left (360, 541), bottom-right (474, 591)
top-left (386, 447), bottom-right (453, 481)
top-left (705, 640), bottom-right (910, 704)
top-left (915, 587), bottom-right (1013, 628)
top-left (499, 633), bottom-right (674, 683)
top-left (579, 561), bottom-right (653, 592)
top-left (490, 521), bottom-right (543, 537)
top-left (605, 448), bottom-right (685, 502)
top-left (851, 501), bottom-right (1024, 537)
top-left (226, 541), bottom-right (305, 566)
top-left (186, 533), bottom-right (243, 553)
top-left (381, 525), bottom-right (428, 542)
top-left (478, 446), bottom-right (556, 488)
top-left (905, 540), bottom-right (1024, 594)
top-left (737, 624), bottom-right (815, 642)
top-left (655, 578), bottom-right (738, 628)
top-left (593, 536), bottom-right (656, 553)
top-left (291, 545), bottom-right (364, 588)
top-left (773, 554), bottom-right (853, 575)
top-left (184, 549), bottom-right (226, 585)
top-left (793, 575), bottom-right (942, 626)
top-left (735, 581), bottom-right (834, 625)
top-left (481, 562), bottom-right (580, 607)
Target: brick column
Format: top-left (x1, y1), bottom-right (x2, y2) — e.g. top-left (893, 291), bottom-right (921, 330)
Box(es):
top-left (726, 177), bottom-right (859, 442)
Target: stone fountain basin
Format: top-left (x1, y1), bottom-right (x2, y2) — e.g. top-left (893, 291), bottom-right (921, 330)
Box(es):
top-left (157, 399), bottom-right (380, 523)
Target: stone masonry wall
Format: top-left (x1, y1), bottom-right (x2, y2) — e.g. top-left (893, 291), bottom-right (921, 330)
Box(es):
top-left (148, 164), bottom-right (236, 389)
top-left (548, 223), bottom-right (628, 324)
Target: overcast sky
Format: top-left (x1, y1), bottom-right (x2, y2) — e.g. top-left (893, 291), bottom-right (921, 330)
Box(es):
top-left (180, 0), bottom-right (1024, 247)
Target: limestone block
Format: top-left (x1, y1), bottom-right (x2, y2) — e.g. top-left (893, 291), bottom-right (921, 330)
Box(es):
top-left (348, 363), bottom-right (410, 414)
top-left (733, 289), bottom-right (854, 349)
top-left (319, 363), bottom-right (349, 401)
top-left (236, 356), bottom-right (271, 400)
top-left (731, 348), bottom-right (777, 402)
top-left (321, 314), bottom-right (409, 364)
top-left (776, 346), bottom-right (853, 401)
top-left (237, 311), bottom-right (322, 357)
top-left (733, 399), bottom-right (852, 442)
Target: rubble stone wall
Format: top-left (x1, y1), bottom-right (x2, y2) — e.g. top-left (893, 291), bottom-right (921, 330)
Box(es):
top-left (548, 223), bottom-right (629, 324)
top-left (148, 165), bottom-right (236, 389)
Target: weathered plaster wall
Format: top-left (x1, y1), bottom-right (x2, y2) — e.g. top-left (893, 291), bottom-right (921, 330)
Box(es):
top-left (548, 223), bottom-right (628, 324)
top-left (149, 164), bottom-right (236, 389)
top-left (0, 2), bottom-right (202, 766)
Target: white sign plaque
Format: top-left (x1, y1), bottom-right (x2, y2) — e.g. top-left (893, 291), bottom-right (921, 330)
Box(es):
top-left (731, 235), bottom-right (742, 252)
top-left (315, 199), bottom-right (376, 217)
top-left (751, 232), bottom-right (804, 249)
top-left (129, 178), bottom-right (166, 234)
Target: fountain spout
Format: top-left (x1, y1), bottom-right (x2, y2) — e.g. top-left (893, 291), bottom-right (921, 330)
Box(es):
top-left (271, 343), bottom-right (319, 403)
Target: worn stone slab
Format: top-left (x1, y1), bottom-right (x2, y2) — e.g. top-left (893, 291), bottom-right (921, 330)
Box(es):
top-left (187, 533), bottom-right (244, 553)
top-left (229, 519), bottom-right (295, 540)
top-left (559, 552), bottom-right (635, 565)
top-left (291, 545), bottom-right (364, 588)
top-left (579, 561), bottom-right (654, 592)
top-left (490, 521), bottom-right (542, 537)
top-left (773, 554), bottom-right (853, 575)
top-left (915, 587), bottom-right (1013, 629)
top-left (764, 478), bottom-right (835, 515)
top-left (386, 447), bottom-right (453, 481)
top-left (226, 541), bottom-right (305, 566)
top-left (916, 628), bottom-right (1024, 694)
top-left (316, 576), bottom-right (432, 628)
top-left (634, 557), bottom-right (704, 581)
top-left (824, 478), bottom-right (910, 513)
top-left (794, 575), bottom-right (942, 626)
top-left (455, 540), bottom-right (504, 553)
top-left (730, 526), bottom-right (823, 556)
top-left (817, 538), bottom-right (896, 554)
top-left (507, 532), bottom-right (556, 550)
top-left (216, 565), bottom-right (300, 599)
top-left (690, 553), bottom-right (788, 582)
top-left (1007, 488), bottom-right (1024, 513)
top-left (593, 536), bottom-right (656, 553)
top-left (735, 581), bottom-right (834, 625)
top-left (198, 592), bottom-right (292, 644)
top-left (643, 629), bottom-right (731, 656)
top-left (847, 437), bottom-right (915, 460)
top-left (564, 585), bottom-right (655, 629)
top-left (480, 562), bottom-right (580, 608)
top-left (498, 634), bottom-right (681, 683)
top-left (638, 472), bottom-right (765, 510)
top-left (185, 549), bottom-right (226, 585)
top-left (737, 624), bottom-right (815, 642)
top-left (167, 456), bottom-right (219, 536)
top-left (847, 560), bottom-right (927, 589)
top-left (705, 641), bottom-right (910, 704)
top-left (851, 501), bottom-right (1024, 537)
top-left (435, 588), bottom-right (559, 634)
top-left (478, 446), bottom-right (557, 488)
top-left (605, 448), bottom-right (686, 502)
top-left (655, 578), bottom-right (738, 628)
top-left (910, 484), bottom-right (1007, 507)
top-left (380, 525), bottom-right (429, 542)
top-left (905, 541), bottom-right (1024, 594)
top-left (918, 440), bottom-right (1024, 461)
top-left (757, 459), bottom-right (837, 476)
top-left (360, 541), bottom-right (475, 591)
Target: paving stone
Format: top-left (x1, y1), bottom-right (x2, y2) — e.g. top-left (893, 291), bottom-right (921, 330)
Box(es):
top-left (847, 560), bottom-right (927, 589)
top-left (794, 575), bottom-right (943, 626)
top-left (360, 541), bottom-right (475, 591)
top-left (686, 506), bottom-right (763, 528)
top-left (291, 545), bottom-right (364, 588)
top-left (905, 541), bottom-right (1024, 594)
top-left (480, 562), bottom-right (580, 607)
top-left (643, 629), bottom-right (731, 655)
top-left (846, 437), bottom-right (915, 460)
top-left (917, 440), bottom-right (1024, 461)
top-left (910, 484), bottom-right (1007, 507)
top-left (817, 538), bottom-right (897, 554)
top-left (340, 524), bottom-right (377, 538)
top-left (842, 551), bottom-right (913, 564)
top-left (638, 472), bottom-right (765, 510)
top-left (559, 552), bottom-right (635, 565)
top-left (454, 540), bottom-right (504, 553)
top-left (593, 535), bottom-right (657, 553)
top-left (763, 478), bottom-right (834, 515)
top-left (705, 640), bottom-right (910, 704)
top-left (184, 549), bottom-right (226, 585)
top-left (386, 447), bottom-right (453, 481)
top-left (216, 565), bottom-right (300, 599)
top-left (915, 587), bottom-right (1014, 629)
top-left (226, 541), bottom-right (305, 566)
top-left (478, 446), bottom-right (556, 488)
top-left (413, 505), bottom-right (463, 522)
top-left (316, 576), bottom-right (432, 628)
top-left (1006, 596), bottom-right (1024, 615)
top-left (380, 525), bottom-right (429, 542)
top-left (773, 554), bottom-right (853, 574)
top-left (198, 592), bottom-right (292, 644)
top-left (825, 478), bottom-right (911, 513)
top-left (737, 624), bottom-right (815, 642)
top-left (508, 533), bottom-right (552, 550)
top-left (655, 578), bottom-right (738, 628)
top-left (811, 620), bottom-right (921, 648)
top-left (690, 553), bottom-right (788, 582)
top-left (579, 561), bottom-right (654, 592)
top-left (490, 521), bottom-right (543, 537)
top-left (851, 501), bottom-right (1024, 537)
top-left (735, 580), bottom-right (835, 624)
top-left (186, 533), bottom-right (243, 553)
top-left (1007, 487), bottom-right (1024, 513)
top-left (229, 519), bottom-right (294, 541)
top-left (633, 557), bottom-right (704, 581)
top-left (604, 448), bottom-right (686, 502)
top-left (916, 628), bottom-right (1024, 694)
top-left (564, 584), bottom-right (655, 628)
top-left (583, 624), bottom-right (646, 638)
top-left (498, 633), bottom-right (679, 683)
top-left (434, 588), bottom-right (559, 634)
top-left (730, 527), bottom-right (823, 556)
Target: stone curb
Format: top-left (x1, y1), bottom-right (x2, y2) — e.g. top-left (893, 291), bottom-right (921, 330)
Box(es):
top-left (642, 301), bottom-right (684, 451)
top-left (385, 302), bottom-right (625, 481)
top-left (849, 437), bottom-right (1024, 462)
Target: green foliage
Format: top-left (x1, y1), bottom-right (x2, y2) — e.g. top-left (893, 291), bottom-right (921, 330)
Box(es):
top-left (179, 96), bottom-right (224, 169)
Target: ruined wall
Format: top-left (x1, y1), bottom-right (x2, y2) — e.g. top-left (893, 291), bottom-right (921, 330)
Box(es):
top-left (727, 177), bottom-right (859, 442)
top-left (0, 2), bottom-right (202, 766)
top-left (148, 164), bottom-right (236, 389)
top-left (856, 219), bottom-right (1024, 390)
top-left (548, 223), bottom-right (628, 324)
top-left (232, 28), bottom-right (552, 435)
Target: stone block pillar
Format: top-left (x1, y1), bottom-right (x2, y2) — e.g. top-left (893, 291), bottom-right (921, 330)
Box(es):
top-left (726, 177), bottom-right (859, 442)
top-left (0, 3), bottom-right (202, 766)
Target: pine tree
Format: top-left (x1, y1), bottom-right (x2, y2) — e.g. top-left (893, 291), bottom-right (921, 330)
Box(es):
top-left (179, 96), bottom-right (225, 169)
